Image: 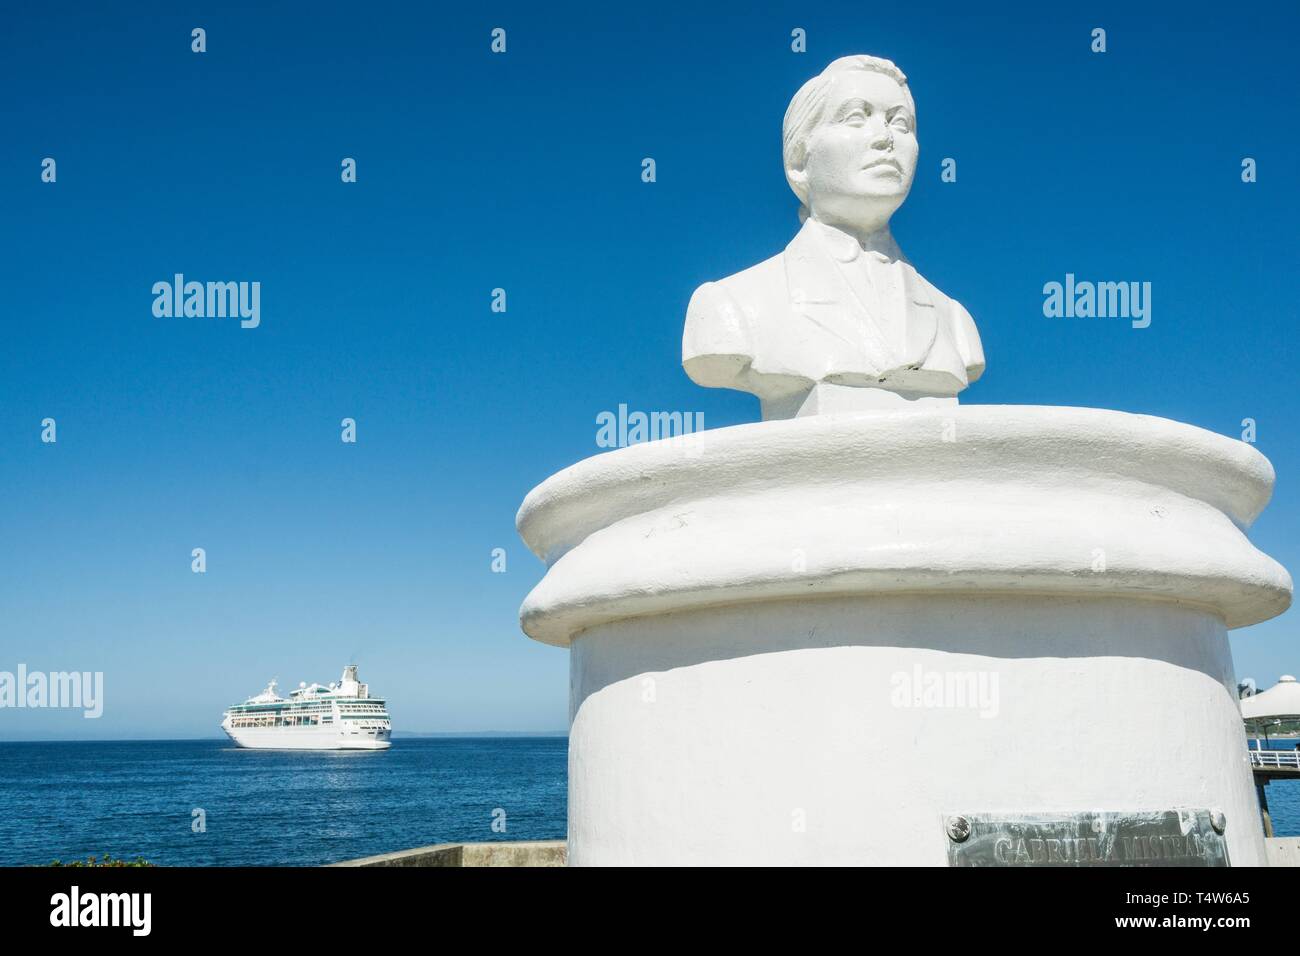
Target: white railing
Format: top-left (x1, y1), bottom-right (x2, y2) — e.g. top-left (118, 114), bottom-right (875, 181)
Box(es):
top-left (1249, 750), bottom-right (1300, 769)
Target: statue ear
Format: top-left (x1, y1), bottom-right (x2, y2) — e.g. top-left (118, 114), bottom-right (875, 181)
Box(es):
top-left (786, 165), bottom-right (809, 206)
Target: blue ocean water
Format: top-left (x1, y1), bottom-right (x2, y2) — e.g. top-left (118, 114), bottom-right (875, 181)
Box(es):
top-left (1264, 782), bottom-right (1300, 834)
top-left (0, 738), bottom-right (567, 867)
top-left (1254, 740), bottom-right (1300, 840)
top-left (2, 737), bottom-right (1296, 865)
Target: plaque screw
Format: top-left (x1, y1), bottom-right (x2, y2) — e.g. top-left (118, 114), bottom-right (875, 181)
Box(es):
top-left (945, 815), bottom-right (971, 843)
top-left (1210, 809), bottom-right (1227, 834)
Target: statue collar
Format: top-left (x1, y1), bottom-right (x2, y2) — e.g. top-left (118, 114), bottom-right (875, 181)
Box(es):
top-left (800, 218), bottom-right (903, 265)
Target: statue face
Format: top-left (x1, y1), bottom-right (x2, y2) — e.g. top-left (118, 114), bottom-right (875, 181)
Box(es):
top-left (799, 70), bottom-right (917, 229)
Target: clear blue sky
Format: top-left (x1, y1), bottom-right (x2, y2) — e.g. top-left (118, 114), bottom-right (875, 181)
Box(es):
top-left (2, 1), bottom-right (1297, 738)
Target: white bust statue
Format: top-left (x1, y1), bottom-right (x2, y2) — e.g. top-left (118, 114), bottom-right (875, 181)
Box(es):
top-left (683, 55), bottom-right (985, 420)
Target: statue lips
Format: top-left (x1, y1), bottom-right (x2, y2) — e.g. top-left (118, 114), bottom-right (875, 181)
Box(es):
top-left (863, 156), bottom-right (903, 175)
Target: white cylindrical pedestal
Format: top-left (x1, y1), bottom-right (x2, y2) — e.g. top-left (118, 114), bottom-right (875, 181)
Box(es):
top-left (517, 407), bottom-right (1292, 866)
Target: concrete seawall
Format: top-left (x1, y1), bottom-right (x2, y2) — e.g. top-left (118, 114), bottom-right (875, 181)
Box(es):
top-left (329, 840), bottom-right (565, 867)
top-left (1265, 837), bottom-right (1300, 866)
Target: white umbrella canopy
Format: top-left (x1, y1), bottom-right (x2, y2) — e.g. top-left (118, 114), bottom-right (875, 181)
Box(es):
top-left (1242, 675), bottom-right (1300, 719)
top-left (1242, 675), bottom-right (1300, 738)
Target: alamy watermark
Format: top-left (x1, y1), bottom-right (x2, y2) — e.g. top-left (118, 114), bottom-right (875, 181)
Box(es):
top-left (152, 274), bottom-right (260, 329)
top-left (50, 887), bottom-right (150, 936)
top-left (890, 664), bottom-right (999, 718)
top-left (0, 665), bottom-right (103, 718)
top-left (1042, 273), bottom-right (1151, 329)
top-left (595, 403), bottom-right (705, 453)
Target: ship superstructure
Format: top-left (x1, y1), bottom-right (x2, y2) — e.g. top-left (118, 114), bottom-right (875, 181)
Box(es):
top-left (221, 665), bottom-right (391, 750)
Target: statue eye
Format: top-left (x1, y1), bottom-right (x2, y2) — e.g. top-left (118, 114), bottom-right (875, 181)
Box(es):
top-left (843, 107), bottom-right (868, 124)
top-left (890, 115), bottom-right (913, 133)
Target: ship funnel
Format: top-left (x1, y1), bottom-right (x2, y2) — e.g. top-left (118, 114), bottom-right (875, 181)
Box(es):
top-left (338, 664), bottom-right (364, 698)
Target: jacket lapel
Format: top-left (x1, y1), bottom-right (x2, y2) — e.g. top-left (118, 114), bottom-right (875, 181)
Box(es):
top-left (784, 222), bottom-right (898, 375)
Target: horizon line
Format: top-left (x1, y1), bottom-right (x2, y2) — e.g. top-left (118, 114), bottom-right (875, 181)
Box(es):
top-left (0, 731), bottom-right (570, 744)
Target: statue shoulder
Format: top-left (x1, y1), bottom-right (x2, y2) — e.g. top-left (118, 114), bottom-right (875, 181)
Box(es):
top-left (920, 274), bottom-right (985, 382)
top-left (683, 254), bottom-right (784, 390)
top-left (901, 264), bottom-right (986, 382)
top-left (692, 253), bottom-right (785, 309)
top-left (953, 296), bottom-right (986, 381)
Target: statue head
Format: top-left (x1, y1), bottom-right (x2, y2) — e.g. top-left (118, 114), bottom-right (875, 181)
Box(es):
top-left (782, 55), bottom-right (917, 233)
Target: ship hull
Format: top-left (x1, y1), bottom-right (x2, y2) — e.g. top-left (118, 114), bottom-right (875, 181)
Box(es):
top-left (222, 725), bottom-right (391, 751)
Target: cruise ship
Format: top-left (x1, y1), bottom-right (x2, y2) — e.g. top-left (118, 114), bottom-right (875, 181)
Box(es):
top-left (221, 665), bottom-right (392, 750)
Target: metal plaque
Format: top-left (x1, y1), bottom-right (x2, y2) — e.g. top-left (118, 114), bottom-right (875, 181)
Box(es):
top-left (944, 809), bottom-right (1231, 867)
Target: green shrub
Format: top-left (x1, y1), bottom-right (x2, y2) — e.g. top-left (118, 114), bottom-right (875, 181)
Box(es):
top-left (49, 853), bottom-right (153, 868)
